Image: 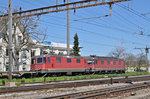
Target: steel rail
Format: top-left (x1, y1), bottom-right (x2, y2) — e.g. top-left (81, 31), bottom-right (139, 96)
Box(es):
top-left (38, 82), bottom-right (150, 99)
top-left (0, 75), bottom-right (150, 94)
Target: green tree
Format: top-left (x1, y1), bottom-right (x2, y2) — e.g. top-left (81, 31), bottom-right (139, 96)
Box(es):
top-left (73, 33), bottom-right (81, 56)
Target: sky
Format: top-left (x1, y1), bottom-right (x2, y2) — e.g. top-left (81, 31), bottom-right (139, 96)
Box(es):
top-left (0, 0), bottom-right (150, 58)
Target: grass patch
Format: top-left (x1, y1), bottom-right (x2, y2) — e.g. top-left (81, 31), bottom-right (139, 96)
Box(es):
top-left (0, 72), bottom-right (149, 84)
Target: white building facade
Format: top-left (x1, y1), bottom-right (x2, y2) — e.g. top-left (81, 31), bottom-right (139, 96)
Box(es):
top-left (0, 39), bottom-right (74, 72)
top-left (0, 21), bottom-right (75, 72)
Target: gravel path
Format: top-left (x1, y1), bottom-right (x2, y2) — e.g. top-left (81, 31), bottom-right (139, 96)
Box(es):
top-left (0, 83), bottom-right (129, 99)
top-left (1, 80), bottom-right (150, 99)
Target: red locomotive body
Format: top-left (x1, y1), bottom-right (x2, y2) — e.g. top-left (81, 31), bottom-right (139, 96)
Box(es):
top-left (90, 57), bottom-right (125, 73)
top-left (31, 55), bottom-right (125, 75)
top-left (31, 55), bottom-right (88, 75)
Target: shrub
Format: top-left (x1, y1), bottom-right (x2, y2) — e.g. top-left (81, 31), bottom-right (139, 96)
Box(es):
top-left (32, 79), bottom-right (36, 82)
top-left (16, 83), bottom-right (21, 86)
top-left (53, 77), bottom-right (57, 81)
top-left (21, 78), bottom-right (25, 83)
top-left (2, 80), bottom-right (5, 86)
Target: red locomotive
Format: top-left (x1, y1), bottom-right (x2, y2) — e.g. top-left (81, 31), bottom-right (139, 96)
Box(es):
top-left (31, 55), bottom-right (125, 75)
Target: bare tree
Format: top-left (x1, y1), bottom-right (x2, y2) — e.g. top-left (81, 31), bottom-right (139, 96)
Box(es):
top-left (0, 10), bottom-right (46, 71)
top-left (125, 53), bottom-right (137, 70)
top-left (108, 47), bottom-right (124, 59)
top-left (136, 53), bottom-right (147, 71)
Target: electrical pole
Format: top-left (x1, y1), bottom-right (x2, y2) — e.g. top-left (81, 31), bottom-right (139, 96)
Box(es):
top-left (134, 45), bottom-right (150, 72)
top-left (67, 0), bottom-right (70, 55)
top-left (8, 0), bottom-right (13, 82)
top-left (121, 40), bottom-right (125, 60)
top-left (145, 45), bottom-right (149, 72)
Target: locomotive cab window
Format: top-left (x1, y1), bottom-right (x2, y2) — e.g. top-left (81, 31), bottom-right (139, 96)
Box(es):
top-left (56, 58), bottom-right (61, 63)
top-left (113, 61), bottom-right (116, 65)
top-left (43, 57), bottom-right (46, 63)
top-left (31, 58), bottom-right (35, 64)
top-left (37, 58), bottom-right (42, 64)
top-left (76, 59), bottom-right (80, 63)
top-left (48, 58), bottom-right (50, 63)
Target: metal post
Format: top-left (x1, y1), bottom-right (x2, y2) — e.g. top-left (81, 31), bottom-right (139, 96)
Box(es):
top-left (146, 45), bottom-right (149, 72)
top-left (8, 0), bottom-right (13, 82)
top-left (121, 40), bottom-right (124, 60)
top-left (67, 0), bottom-right (70, 55)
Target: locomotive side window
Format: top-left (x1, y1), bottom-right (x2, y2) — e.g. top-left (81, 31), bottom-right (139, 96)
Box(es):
top-left (101, 61), bottom-right (104, 64)
top-left (48, 58), bottom-right (50, 63)
top-left (31, 58), bottom-right (35, 64)
top-left (76, 59), bottom-right (80, 63)
top-left (43, 57), bottom-right (46, 63)
top-left (113, 61), bottom-right (116, 65)
top-left (119, 61), bottom-right (121, 65)
top-left (107, 61), bottom-right (110, 65)
top-left (56, 58), bottom-right (61, 63)
top-left (67, 58), bottom-right (71, 63)
top-left (37, 58), bottom-right (42, 64)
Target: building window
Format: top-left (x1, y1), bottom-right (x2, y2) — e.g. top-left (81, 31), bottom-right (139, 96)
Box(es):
top-left (119, 61), bottom-right (121, 65)
top-left (22, 51), bottom-right (27, 58)
top-left (31, 58), bottom-right (35, 64)
top-left (113, 61), bottom-right (116, 65)
top-left (48, 58), bottom-right (50, 63)
top-left (37, 58), bottom-right (42, 64)
top-left (31, 50), bottom-right (35, 57)
top-left (0, 46), bottom-right (2, 56)
top-left (6, 65), bottom-right (8, 71)
top-left (18, 36), bottom-right (21, 44)
top-left (67, 58), bottom-right (71, 63)
top-left (6, 49), bottom-right (9, 56)
top-left (56, 58), bottom-right (61, 63)
top-left (23, 68), bottom-right (26, 70)
top-left (107, 61), bottom-right (110, 65)
top-left (43, 57), bottom-right (46, 63)
top-left (101, 61), bottom-right (104, 64)
top-left (76, 59), bottom-right (80, 63)
top-left (23, 62), bottom-right (26, 65)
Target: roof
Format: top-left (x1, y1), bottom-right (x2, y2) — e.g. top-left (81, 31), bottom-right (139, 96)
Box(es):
top-left (84, 55), bottom-right (123, 60)
top-left (32, 54), bottom-right (84, 59)
top-left (32, 55), bottom-right (123, 61)
top-left (32, 40), bottom-right (73, 48)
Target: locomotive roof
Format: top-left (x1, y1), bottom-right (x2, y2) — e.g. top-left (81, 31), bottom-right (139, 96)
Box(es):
top-left (32, 55), bottom-right (123, 60)
top-left (32, 55), bottom-right (85, 59)
top-left (84, 56), bottom-right (123, 60)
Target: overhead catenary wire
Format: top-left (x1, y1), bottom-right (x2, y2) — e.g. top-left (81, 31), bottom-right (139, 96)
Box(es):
top-left (0, 0), bottom-right (149, 53)
top-left (39, 18), bottom-right (147, 47)
top-left (116, 4), bottom-right (150, 23)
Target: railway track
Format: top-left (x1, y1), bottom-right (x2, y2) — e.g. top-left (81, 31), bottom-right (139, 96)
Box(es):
top-left (38, 82), bottom-right (150, 99)
top-left (1, 75), bottom-right (150, 94)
